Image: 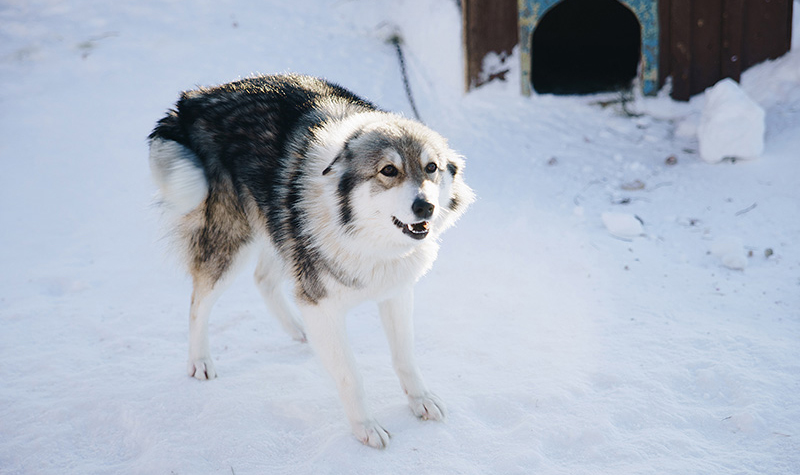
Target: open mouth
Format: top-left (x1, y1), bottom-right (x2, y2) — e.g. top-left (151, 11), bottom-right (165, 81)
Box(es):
top-left (392, 216), bottom-right (430, 240)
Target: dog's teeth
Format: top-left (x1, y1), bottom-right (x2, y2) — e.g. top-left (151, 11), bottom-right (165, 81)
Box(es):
top-left (408, 222), bottom-right (429, 234)
top-left (394, 217), bottom-right (429, 238)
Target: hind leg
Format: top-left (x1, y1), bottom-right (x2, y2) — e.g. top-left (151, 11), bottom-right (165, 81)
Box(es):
top-left (254, 248), bottom-right (306, 342)
top-left (187, 276), bottom-right (229, 380)
top-left (174, 173), bottom-right (253, 379)
top-left (187, 239), bottom-right (256, 380)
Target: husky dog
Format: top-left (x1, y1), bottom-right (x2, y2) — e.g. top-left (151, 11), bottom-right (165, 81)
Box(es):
top-left (148, 74), bottom-right (473, 448)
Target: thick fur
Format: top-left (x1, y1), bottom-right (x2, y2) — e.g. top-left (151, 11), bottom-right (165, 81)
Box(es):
top-left (148, 74), bottom-right (473, 448)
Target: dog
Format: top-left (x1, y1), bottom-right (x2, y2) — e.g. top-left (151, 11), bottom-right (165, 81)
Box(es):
top-left (148, 74), bottom-right (473, 448)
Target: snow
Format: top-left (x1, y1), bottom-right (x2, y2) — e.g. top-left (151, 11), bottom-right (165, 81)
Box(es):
top-left (1, 1), bottom-right (799, 474)
top-left (698, 78), bottom-right (765, 163)
top-left (710, 236), bottom-right (749, 271)
top-left (601, 212), bottom-right (644, 240)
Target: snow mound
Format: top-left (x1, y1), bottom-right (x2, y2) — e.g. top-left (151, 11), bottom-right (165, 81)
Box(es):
top-left (601, 212), bottom-right (644, 239)
top-left (710, 236), bottom-right (748, 270)
top-left (698, 78), bottom-right (765, 163)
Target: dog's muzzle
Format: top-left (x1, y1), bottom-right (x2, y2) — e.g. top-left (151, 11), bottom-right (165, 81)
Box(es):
top-left (392, 216), bottom-right (430, 240)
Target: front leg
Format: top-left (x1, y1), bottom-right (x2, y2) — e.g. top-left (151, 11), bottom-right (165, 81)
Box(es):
top-left (379, 287), bottom-right (446, 421)
top-left (300, 302), bottom-right (390, 449)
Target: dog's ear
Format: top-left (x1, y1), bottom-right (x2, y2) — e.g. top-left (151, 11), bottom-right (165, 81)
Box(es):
top-left (322, 153), bottom-right (341, 176)
top-left (324, 129), bottom-right (366, 176)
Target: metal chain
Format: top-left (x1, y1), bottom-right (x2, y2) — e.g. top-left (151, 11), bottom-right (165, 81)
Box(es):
top-left (388, 35), bottom-right (422, 122)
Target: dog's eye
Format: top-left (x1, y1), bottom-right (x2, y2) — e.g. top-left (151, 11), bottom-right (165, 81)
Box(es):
top-left (425, 162), bottom-right (438, 173)
top-left (380, 164), bottom-right (399, 177)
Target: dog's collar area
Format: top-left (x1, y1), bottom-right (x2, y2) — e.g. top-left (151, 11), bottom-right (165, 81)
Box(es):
top-left (392, 216), bottom-right (429, 240)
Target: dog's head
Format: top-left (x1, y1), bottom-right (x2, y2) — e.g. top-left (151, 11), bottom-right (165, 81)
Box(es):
top-left (320, 115), bottom-right (474, 253)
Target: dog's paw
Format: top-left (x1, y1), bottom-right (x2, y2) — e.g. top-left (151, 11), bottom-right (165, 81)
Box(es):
top-left (279, 314), bottom-right (307, 343)
top-left (288, 325), bottom-right (307, 344)
top-left (409, 393), bottom-right (446, 421)
top-left (187, 357), bottom-right (217, 380)
top-left (353, 420), bottom-right (391, 449)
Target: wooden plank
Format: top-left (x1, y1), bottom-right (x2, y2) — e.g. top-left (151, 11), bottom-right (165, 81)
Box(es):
top-left (741, 0), bottom-right (792, 71)
top-left (658, 0), bottom-right (672, 89)
top-left (721, 0), bottom-right (744, 82)
top-left (463, 0), bottom-right (518, 90)
top-left (462, 0), bottom-right (471, 91)
top-left (690, 0), bottom-right (722, 95)
top-left (788, 0), bottom-right (795, 53)
top-left (669, 0), bottom-right (693, 100)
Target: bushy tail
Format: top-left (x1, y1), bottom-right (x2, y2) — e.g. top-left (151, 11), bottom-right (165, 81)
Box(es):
top-left (149, 138), bottom-right (208, 215)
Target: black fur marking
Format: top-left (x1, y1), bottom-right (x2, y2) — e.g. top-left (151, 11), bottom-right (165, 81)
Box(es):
top-left (282, 146), bottom-right (331, 302)
top-left (293, 239), bottom-right (327, 303)
top-left (148, 109), bottom-right (186, 144)
top-left (337, 171), bottom-right (359, 226)
top-left (446, 162), bottom-right (458, 177)
top-left (449, 196), bottom-right (461, 212)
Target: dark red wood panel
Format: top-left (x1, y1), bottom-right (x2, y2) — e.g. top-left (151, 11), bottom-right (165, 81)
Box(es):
top-left (669, 0), bottom-right (693, 100)
top-left (690, 0), bottom-right (722, 94)
top-left (463, 0), bottom-right (518, 90)
top-left (721, 0), bottom-right (744, 81)
top-left (662, 0), bottom-right (792, 101)
top-left (742, 0), bottom-right (793, 70)
top-left (658, 0), bottom-right (672, 88)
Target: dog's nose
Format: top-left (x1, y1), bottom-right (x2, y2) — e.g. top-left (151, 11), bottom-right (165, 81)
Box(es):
top-left (412, 197), bottom-right (435, 220)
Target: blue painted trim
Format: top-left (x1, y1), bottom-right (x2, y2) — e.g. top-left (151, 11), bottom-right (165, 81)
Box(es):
top-left (518, 0), bottom-right (659, 96)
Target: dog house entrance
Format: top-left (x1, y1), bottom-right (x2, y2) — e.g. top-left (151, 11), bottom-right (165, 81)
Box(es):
top-left (531, 0), bottom-right (641, 95)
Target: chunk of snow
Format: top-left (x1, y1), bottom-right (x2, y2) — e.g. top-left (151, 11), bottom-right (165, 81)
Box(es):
top-left (478, 50), bottom-right (512, 85)
top-left (675, 115), bottom-right (699, 138)
top-left (698, 78), bottom-right (765, 164)
top-left (601, 212), bottom-right (643, 239)
top-left (710, 236), bottom-right (748, 270)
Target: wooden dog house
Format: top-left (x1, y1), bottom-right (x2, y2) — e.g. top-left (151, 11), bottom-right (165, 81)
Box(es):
top-left (463, 0), bottom-right (793, 100)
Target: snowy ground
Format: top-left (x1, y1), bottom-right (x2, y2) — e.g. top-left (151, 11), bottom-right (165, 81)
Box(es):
top-left (1, 1), bottom-right (799, 474)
